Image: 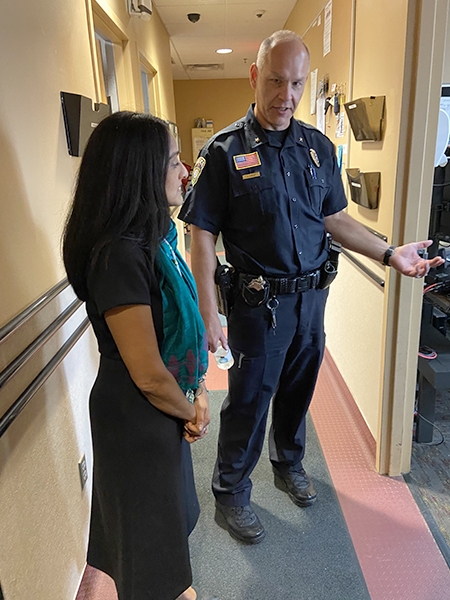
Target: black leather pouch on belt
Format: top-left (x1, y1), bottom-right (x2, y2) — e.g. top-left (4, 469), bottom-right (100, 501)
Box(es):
top-left (318, 238), bottom-right (342, 289)
top-left (214, 258), bottom-right (235, 317)
top-left (241, 276), bottom-right (270, 307)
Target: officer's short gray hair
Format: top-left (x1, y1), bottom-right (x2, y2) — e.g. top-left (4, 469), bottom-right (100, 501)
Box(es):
top-left (256, 30), bottom-right (309, 70)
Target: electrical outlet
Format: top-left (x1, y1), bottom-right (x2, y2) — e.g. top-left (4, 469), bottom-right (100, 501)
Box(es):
top-left (78, 454), bottom-right (88, 490)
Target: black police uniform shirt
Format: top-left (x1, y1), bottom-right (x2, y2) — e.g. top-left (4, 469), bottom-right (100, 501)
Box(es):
top-left (180, 104), bottom-right (348, 278)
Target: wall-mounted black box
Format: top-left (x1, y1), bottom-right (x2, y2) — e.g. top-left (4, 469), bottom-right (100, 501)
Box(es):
top-left (344, 96), bottom-right (385, 142)
top-left (346, 168), bottom-right (381, 210)
top-left (60, 92), bottom-right (110, 157)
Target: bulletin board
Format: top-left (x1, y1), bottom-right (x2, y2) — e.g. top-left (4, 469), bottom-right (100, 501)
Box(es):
top-left (191, 127), bottom-right (214, 161)
top-left (292, 0), bottom-right (353, 149)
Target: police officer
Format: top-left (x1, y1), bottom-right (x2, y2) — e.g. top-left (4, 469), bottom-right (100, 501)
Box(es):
top-left (180, 30), bottom-right (442, 545)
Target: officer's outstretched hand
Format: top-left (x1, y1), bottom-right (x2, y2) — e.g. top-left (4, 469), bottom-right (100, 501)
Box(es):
top-left (389, 240), bottom-right (444, 277)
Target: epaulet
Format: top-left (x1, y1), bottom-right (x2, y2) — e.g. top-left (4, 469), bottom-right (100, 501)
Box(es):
top-left (297, 119), bottom-right (321, 132)
top-left (215, 118), bottom-right (245, 136)
top-left (201, 118), bottom-right (245, 153)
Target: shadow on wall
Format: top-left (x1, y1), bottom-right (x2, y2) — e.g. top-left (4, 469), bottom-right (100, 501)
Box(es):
top-left (0, 125), bottom-right (58, 326)
top-left (0, 299), bottom-right (96, 600)
top-left (0, 344), bottom-right (95, 599)
top-left (0, 125), bottom-right (95, 600)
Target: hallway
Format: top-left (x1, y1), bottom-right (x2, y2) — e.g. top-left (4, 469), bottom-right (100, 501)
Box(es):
top-left (76, 350), bottom-right (450, 600)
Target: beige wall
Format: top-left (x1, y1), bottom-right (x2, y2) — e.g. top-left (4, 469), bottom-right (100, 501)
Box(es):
top-left (174, 79), bottom-right (255, 166)
top-left (290, 0), bottom-right (352, 145)
top-left (286, 0), bottom-right (410, 437)
top-left (0, 1), bottom-right (175, 599)
top-left (444, 10), bottom-right (450, 84)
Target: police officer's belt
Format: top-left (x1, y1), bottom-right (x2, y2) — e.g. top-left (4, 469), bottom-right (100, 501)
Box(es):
top-left (239, 270), bottom-right (321, 295)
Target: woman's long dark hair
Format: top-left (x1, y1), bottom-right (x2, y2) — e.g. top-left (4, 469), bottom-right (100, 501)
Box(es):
top-left (63, 111), bottom-right (171, 300)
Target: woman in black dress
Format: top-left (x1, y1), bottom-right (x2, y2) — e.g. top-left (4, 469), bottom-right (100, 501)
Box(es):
top-left (63, 112), bottom-right (209, 600)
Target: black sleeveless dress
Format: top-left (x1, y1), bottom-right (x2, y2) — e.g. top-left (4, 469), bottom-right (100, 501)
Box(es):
top-left (84, 238), bottom-right (199, 600)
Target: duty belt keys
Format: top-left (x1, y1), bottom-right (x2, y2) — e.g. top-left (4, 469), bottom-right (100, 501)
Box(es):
top-left (266, 296), bottom-right (280, 332)
top-left (241, 275), bottom-right (270, 307)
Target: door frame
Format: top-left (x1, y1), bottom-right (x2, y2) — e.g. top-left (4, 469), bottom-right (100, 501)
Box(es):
top-left (377, 0), bottom-right (449, 475)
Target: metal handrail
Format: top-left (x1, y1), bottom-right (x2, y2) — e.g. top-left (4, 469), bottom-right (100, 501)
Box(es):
top-left (364, 225), bottom-right (388, 242)
top-left (0, 318), bottom-right (90, 438)
top-left (0, 279), bottom-right (70, 345)
top-left (342, 249), bottom-right (385, 288)
top-left (0, 298), bottom-right (83, 389)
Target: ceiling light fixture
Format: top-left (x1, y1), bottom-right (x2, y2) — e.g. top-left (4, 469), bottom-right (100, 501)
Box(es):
top-left (216, 48), bottom-right (233, 54)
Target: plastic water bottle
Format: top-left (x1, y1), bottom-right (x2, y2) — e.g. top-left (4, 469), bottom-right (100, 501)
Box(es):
top-left (213, 343), bottom-right (234, 370)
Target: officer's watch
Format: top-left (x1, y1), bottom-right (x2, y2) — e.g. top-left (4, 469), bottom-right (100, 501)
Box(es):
top-left (382, 245), bottom-right (396, 266)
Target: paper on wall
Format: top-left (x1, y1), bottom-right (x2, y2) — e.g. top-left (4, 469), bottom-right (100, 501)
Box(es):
top-left (310, 69), bottom-right (318, 115)
top-left (316, 96), bottom-right (325, 134)
top-left (323, 0), bottom-right (332, 57)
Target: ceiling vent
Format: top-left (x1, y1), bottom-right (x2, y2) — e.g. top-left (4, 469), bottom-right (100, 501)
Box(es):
top-left (185, 63), bottom-right (224, 71)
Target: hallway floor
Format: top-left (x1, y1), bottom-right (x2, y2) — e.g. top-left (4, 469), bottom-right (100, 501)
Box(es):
top-left (408, 388), bottom-right (450, 558)
top-left (75, 348), bottom-right (450, 600)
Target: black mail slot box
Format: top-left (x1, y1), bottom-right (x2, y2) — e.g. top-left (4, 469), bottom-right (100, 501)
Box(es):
top-left (346, 168), bottom-right (381, 210)
top-left (60, 92), bottom-right (110, 157)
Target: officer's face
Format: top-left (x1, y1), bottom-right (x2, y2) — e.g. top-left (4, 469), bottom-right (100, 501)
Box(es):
top-left (165, 134), bottom-right (188, 207)
top-left (250, 40), bottom-right (310, 131)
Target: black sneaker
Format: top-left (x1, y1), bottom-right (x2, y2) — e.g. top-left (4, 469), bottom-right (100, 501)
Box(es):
top-left (215, 502), bottom-right (266, 544)
top-left (273, 466), bottom-right (317, 507)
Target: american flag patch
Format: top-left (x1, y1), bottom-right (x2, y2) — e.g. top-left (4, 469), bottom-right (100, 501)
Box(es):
top-left (233, 152), bottom-right (261, 170)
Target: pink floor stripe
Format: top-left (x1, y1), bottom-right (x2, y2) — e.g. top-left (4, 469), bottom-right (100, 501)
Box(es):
top-left (311, 350), bottom-right (450, 600)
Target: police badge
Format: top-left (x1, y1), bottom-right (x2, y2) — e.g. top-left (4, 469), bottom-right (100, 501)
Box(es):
top-left (309, 148), bottom-right (320, 168)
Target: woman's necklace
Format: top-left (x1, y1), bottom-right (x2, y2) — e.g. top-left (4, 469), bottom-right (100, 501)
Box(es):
top-left (163, 238), bottom-right (182, 276)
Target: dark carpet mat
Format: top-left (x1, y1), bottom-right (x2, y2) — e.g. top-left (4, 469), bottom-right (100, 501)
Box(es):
top-left (188, 390), bottom-right (370, 600)
top-left (407, 388), bottom-right (450, 566)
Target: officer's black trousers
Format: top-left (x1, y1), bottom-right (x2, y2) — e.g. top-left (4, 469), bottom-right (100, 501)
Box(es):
top-left (212, 288), bottom-right (328, 507)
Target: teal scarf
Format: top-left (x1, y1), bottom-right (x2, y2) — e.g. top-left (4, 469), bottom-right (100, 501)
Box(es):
top-left (156, 220), bottom-right (208, 393)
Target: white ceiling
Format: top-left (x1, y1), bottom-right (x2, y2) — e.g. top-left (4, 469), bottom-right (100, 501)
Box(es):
top-left (152, 0), bottom-right (298, 80)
